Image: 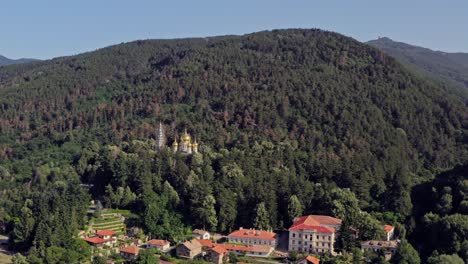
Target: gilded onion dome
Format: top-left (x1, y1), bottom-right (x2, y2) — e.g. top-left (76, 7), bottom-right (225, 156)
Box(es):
top-left (192, 138), bottom-right (198, 147)
top-left (181, 129), bottom-right (191, 142)
top-left (172, 138), bottom-right (179, 146)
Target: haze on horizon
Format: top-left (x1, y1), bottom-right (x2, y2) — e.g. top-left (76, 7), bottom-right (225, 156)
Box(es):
top-left (2, 0), bottom-right (467, 60)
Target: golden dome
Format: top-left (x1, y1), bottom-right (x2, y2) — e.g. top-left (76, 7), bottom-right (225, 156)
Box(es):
top-left (172, 138), bottom-right (178, 146)
top-left (192, 138), bottom-right (198, 146)
top-left (181, 129), bottom-right (191, 142)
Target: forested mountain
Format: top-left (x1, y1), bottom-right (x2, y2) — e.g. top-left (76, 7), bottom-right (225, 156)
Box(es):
top-left (367, 37), bottom-right (468, 98)
top-left (0, 54), bottom-right (38, 66)
top-left (0, 29), bottom-right (467, 262)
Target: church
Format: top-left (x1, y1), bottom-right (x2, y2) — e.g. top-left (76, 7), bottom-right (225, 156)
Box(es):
top-left (155, 122), bottom-right (199, 154)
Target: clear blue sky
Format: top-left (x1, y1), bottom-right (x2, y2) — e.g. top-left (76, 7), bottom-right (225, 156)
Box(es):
top-left (2, 0), bottom-right (467, 59)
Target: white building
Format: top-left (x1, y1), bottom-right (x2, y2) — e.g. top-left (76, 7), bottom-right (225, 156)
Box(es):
top-left (288, 215), bottom-right (342, 254)
top-left (192, 229), bottom-right (210, 240)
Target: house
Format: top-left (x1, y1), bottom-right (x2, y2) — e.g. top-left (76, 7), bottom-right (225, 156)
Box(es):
top-left (119, 245), bottom-right (140, 259)
top-left (384, 225), bottom-right (395, 241)
top-left (193, 229), bottom-right (211, 240)
top-left (227, 228), bottom-right (277, 247)
top-left (208, 245), bottom-right (229, 264)
top-left (288, 215), bottom-right (342, 255)
top-left (298, 256), bottom-right (320, 264)
top-left (147, 239), bottom-right (170, 251)
top-left (176, 239), bottom-right (203, 259)
top-left (83, 229), bottom-right (117, 247)
top-left (96, 230), bottom-right (116, 240)
top-left (361, 240), bottom-right (400, 261)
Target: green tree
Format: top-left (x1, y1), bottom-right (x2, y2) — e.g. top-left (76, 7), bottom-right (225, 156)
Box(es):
top-left (11, 253), bottom-right (28, 264)
top-left (135, 249), bottom-right (159, 264)
top-left (392, 240), bottom-right (420, 264)
top-left (253, 202), bottom-right (271, 230)
top-left (287, 195), bottom-right (303, 221)
top-left (427, 254), bottom-right (464, 264)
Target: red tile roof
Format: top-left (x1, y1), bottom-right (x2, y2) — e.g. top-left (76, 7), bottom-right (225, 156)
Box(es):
top-left (211, 245), bottom-right (228, 254)
top-left (120, 245), bottom-right (140, 255)
top-left (289, 215), bottom-right (341, 232)
top-left (289, 224), bottom-right (335, 233)
top-left (83, 236), bottom-right (115, 244)
top-left (227, 228), bottom-right (277, 240)
top-left (384, 225), bottom-right (394, 233)
top-left (251, 245), bottom-right (273, 253)
top-left (197, 239), bottom-right (215, 248)
top-left (219, 244), bottom-right (253, 252)
top-left (148, 239), bottom-right (170, 246)
top-left (303, 255), bottom-right (320, 264)
top-left (96, 229), bottom-right (116, 237)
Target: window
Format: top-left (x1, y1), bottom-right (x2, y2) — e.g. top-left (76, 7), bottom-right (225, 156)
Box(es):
top-left (292, 240), bottom-right (295, 244)
top-left (305, 235), bottom-right (308, 239)
top-left (292, 233), bottom-right (296, 238)
top-left (317, 235), bottom-right (319, 239)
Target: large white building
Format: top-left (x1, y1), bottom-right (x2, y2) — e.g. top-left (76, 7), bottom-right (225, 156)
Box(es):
top-left (288, 215), bottom-right (342, 254)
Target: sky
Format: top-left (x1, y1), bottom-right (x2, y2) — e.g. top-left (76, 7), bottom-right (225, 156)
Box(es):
top-left (1, 0), bottom-right (467, 60)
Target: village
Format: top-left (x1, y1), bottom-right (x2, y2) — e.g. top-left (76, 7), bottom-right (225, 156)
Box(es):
top-left (81, 200), bottom-right (399, 264)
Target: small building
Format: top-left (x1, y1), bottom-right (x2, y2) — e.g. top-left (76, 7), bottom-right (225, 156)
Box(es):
top-left (384, 225), bottom-right (395, 241)
top-left (176, 239), bottom-right (203, 259)
top-left (227, 228), bottom-right (277, 247)
top-left (193, 229), bottom-right (211, 240)
top-left (208, 245), bottom-right (229, 264)
top-left (96, 230), bottom-right (117, 240)
top-left (147, 239), bottom-right (170, 251)
top-left (298, 255), bottom-right (320, 264)
top-left (361, 240), bottom-right (399, 261)
top-left (120, 245), bottom-right (140, 259)
top-left (83, 229), bottom-right (117, 247)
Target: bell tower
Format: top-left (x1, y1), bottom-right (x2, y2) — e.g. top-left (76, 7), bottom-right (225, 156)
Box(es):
top-left (155, 122), bottom-right (166, 151)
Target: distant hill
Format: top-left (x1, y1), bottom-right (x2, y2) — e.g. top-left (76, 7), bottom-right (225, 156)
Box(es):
top-left (0, 54), bottom-right (38, 66)
top-left (367, 37), bottom-right (468, 97)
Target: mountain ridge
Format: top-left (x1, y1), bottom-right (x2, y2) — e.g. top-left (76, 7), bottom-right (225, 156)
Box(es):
top-left (0, 54), bottom-right (38, 66)
top-left (367, 37), bottom-right (468, 97)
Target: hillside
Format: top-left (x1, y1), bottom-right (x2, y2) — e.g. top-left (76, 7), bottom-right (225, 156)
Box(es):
top-left (0, 29), bottom-right (467, 261)
top-left (0, 55), bottom-right (38, 67)
top-left (367, 37), bottom-right (468, 97)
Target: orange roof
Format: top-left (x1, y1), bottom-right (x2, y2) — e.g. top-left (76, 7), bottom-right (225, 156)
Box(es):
top-left (197, 239), bottom-right (215, 248)
top-left (228, 229), bottom-right (277, 240)
top-left (120, 245), bottom-right (140, 255)
top-left (148, 239), bottom-right (170, 246)
top-left (289, 215), bottom-right (341, 232)
top-left (384, 225), bottom-right (394, 233)
top-left (96, 230), bottom-right (116, 236)
top-left (83, 236), bottom-right (115, 244)
top-left (219, 244), bottom-right (253, 252)
top-left (251, 245), bottom-right (273, 253)
top-left (303, 255), bottom-right (320, 264)
top-left (211, 245), bottom-right (228, 255)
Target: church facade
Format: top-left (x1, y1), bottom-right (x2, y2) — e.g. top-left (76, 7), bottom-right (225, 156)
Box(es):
top-left (172, 129), bottom-right (199, 154)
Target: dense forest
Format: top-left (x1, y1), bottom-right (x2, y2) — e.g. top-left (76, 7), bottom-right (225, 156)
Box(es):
top-left (0, 29), bottom-right (466, 263)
